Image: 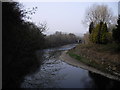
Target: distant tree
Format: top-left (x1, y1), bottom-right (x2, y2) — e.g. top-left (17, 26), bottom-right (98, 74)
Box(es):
top-left (45, 31), bottom-right (78, 47)
top-left (89, 22), bottom-right (94, 34)
top-left (84, 4), bottom-right (113, 26)
top-left (112, 15), bottom-right (120, 43)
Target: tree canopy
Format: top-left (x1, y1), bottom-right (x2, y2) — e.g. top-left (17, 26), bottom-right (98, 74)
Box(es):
top-left (84, 4), bottom-right (113, 26)
top-left (90, 22), bottom-right (109, 44)
top-left (3, 2), bottom-right (46, 88)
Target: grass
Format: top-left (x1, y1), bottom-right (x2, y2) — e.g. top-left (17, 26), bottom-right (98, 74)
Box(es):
top-left (77, 43), bottom-right (120, 53)
top-left (68, 52), bottom-right (89, 64)
top-left (67, 52), bottom-right (109, 73)
top-left (67, 43), bottom-right (120, 77)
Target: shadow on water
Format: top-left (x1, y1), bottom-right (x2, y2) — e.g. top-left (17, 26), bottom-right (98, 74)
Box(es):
top-left (3, 49), bottom-right (45, 88)
top-left (88, 71), bottom-right (120, 89)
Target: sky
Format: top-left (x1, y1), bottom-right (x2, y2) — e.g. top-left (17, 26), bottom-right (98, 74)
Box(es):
top-left (18, 0), bottom-right (119, 35)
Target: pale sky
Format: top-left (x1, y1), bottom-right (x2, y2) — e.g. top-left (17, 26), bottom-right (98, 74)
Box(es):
top-left (18, 1), bottom-right (118, 35)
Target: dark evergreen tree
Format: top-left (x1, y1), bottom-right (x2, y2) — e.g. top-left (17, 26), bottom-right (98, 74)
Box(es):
top-left (112, 15), bottom-right (120, 43)
top-left (89, 22), bottom-right (94, 34)
top-left (100, 23), bottom-right (108, 44)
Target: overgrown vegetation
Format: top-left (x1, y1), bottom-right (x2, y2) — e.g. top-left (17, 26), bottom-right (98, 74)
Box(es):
top-left (3, 2), bottom-right (46, 88)
top-left (67, 51), bottom-right (110, 74)
top-left (68, 44), bottom-right (120, 77)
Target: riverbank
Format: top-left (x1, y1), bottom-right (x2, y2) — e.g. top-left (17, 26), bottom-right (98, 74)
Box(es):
top-left (59, 44), bottom-right (120, 81)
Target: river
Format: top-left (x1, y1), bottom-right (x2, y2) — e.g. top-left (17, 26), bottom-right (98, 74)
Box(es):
top-left (21, 44), bottom-right (120, 88)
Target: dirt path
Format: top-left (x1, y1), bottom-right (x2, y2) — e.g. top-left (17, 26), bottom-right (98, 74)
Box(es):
top-left (59, 51), bottom-right (120, 81)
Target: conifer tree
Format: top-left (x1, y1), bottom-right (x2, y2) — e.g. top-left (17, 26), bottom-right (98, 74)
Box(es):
top-left (90, 22), bottom-right (109, 44)
top-left (112, 15), bottom-right (120, 43)
top-left (89, 22), bottom-right (94, 34)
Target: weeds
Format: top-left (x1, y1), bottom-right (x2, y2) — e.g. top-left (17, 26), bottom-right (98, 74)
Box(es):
top-left (67, 44), bottom-right (120, 77)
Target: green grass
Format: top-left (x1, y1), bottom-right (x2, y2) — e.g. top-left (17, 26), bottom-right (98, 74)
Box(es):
top-left (68, 52), bottom-right (89, 64)
top-left (67, 51), bottom-right (114, 75)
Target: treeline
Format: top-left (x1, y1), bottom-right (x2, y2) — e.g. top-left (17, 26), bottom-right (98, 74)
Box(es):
top-left (3, 2), bottom-right (46, 88)
top-left (84, 4), bottom-right (120, 51)
top-left (89, 16), bottom-right (120, 47)
top-left (45, 31), bottom-right (79, 48)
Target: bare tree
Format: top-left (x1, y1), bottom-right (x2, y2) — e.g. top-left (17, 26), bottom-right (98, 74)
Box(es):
top-left (84, 4), bottom-right (113, 26)
top-left (38, 21), bottom-right (48, 33)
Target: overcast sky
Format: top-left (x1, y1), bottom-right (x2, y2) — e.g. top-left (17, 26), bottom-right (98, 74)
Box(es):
top-left (19, 1), bottom-right (118, 35)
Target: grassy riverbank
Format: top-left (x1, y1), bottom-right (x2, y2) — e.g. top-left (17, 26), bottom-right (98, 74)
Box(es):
top-left (67, 43), bottom-right (120, 78)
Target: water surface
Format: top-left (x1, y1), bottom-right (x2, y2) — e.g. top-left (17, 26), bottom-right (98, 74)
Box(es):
top-left (21, 44), bottom-right (120, 88)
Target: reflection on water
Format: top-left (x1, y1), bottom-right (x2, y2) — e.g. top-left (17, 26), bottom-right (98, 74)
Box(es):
top-left (21, 44), bottom-right (120, 88)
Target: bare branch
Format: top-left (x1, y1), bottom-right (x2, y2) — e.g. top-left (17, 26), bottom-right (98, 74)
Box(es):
top-left (84, 4), bottom-right (114, 26)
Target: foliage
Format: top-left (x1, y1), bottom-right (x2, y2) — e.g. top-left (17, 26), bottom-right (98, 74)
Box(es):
top-left (68, 46), bottom-right (120, 77)
top-left (45, 31), bottom-right (79, 48)
top-left (90, 22), bottom-right (109, 44)
top-left (100, 23), bottom-right (108, 44)
top-left (90, 23), bottom-right (100, 43)
top-left (112, 15), bottom-right (120, 44)
top-left (89, 22), bottom-right (94, 34)
top-left (3, 2), bottom-right (45, 88)
top-left (2, 2), bottom-right (79, 88)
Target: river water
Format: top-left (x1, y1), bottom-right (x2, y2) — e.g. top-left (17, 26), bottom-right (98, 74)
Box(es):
top-left (21, 44), bottom-right (120, 88)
